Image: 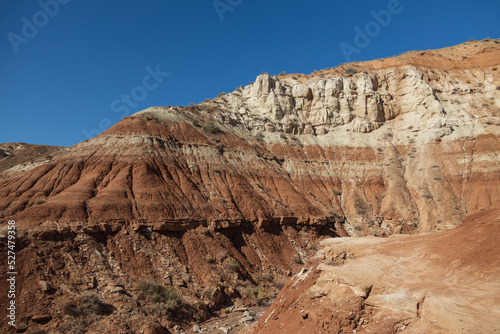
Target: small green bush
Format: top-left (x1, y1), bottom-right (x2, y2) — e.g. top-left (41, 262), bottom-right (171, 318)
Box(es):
top-left (138, 279), bottom-right (180, 311)
top-left (62, 291), bottom-right (112, 318)
top-left (243, 285), bottom-right (270, 306)
top-left (203, 121), bottom-right (220, 134)
top-left (62, 301), bottom-right (81, 317)
top-left (345, 67), bottom-right (358, 76)
top-left (77, 291), bottom-right (111, 316)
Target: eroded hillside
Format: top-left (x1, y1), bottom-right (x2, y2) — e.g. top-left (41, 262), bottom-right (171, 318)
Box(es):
top-left (250, 209), bottom-right (500, 334)
top-left (0, 39), bottom-right (499, 333)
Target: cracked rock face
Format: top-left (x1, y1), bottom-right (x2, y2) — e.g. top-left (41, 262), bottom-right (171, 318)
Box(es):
top-left (219, 66), bottom-right (453, 135)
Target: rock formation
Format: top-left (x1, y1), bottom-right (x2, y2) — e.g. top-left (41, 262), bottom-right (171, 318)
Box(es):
top-left (250, 208), bottom-right (500, 333)
top-left (0, 39), bottom-right (499, 333)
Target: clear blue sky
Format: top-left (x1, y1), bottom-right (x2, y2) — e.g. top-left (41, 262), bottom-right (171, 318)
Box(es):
top-left (1, 0), bottom-right (499, 146)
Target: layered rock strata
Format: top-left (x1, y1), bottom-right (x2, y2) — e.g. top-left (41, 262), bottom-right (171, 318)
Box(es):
top-left (0, 39), bottom-right (499, 333)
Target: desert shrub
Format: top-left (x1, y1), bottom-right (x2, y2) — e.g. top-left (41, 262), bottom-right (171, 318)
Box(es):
top-left (225, 257), bottom-right (240, 272)
top-left (155, 299), bottom-right (181, 316)
top-left (325, 260), bottom-right (344, 266)
top-left (138, 279), bottom-right (180, 310)
top-left (333, 189), bottom-right (341, 196)
top-left (243, 285), bottom-right (270, 306)
top-left (77, 291), bottom-right (111, 316)
top-left (255, 132), bottom-right (265, 141)
top-left (62, 291), bottom-right (112, 318)
top-left (217, 92), bottom-right (225, 98)
top-left (59, 319), bottom-right (88, 334)
top-left (422, 194), bottom-right (433, 199)
top-left (345, 67), bottom-right (358, 76)
top-left (192, 119), bottom-right (200, 127)
top-left (355, 197), bottom-right (369, 215)
top-left (62, 301), bottom-right (81, 317)
top-left (203, 121), bottom-right (220, 134)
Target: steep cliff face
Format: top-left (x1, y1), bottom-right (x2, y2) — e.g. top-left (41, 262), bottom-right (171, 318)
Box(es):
top-left (2, 41), bottom-right (499, 235)
top-left (0, 39), bottom-right (499, 333)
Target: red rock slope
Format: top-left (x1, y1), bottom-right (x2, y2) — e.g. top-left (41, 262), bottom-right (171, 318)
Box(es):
top-left (250, 208), bottom-right (500, 334)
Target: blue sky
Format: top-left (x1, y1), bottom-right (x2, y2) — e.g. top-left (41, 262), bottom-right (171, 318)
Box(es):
top-left (1, 0), bottom-right (499, 147)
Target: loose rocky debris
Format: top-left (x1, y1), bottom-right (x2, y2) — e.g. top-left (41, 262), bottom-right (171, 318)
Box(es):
top-left (183, 305), bottom-right (267, 334)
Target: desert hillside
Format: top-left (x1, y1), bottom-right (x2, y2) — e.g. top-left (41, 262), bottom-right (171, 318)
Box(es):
top-left (250, 208), bottom-right (500, 334)
top-left (0, 143), bottom-right (67, 176)
top-left (0, 39), bottom-right (499, 334)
